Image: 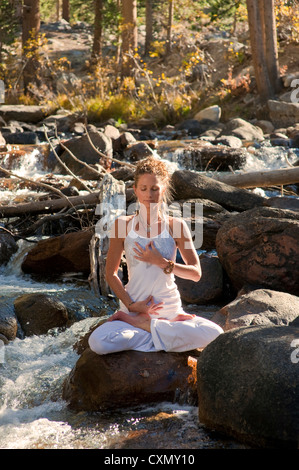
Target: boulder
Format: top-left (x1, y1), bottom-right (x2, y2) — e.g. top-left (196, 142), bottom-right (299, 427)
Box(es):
top-left (14, 293), bottom-right (69, 336)
top-left (176, 255), bottom-right (223, 304)
top-left (197, 325), bottom-right (299, 448)
top-left (213, 135), bottom-right (243, 148)
top-left (0, 105), bottom-right (48, 123)
top-left (0, 231), bottom-right (18, 265)
top-left (123, 141), bottom-right (155, 161)
top-left (57, 130), bottom-right (113, 173)
top-left (21, 229), bottom-right (93, 278)
top-left (171, 170), bottom-right (265, 212)
top-left (216, 207), bottom-right (299, 295)
top-left (42, 112), bottom-right (84, 133)
top-left (0, 311), bottom-right (18, 341)
top-left (220, 118), bottom-right (264, 141)
top-left (268, 100), bottom-right (299, 128)
top-left (4, 132), bottom-right (40, 145)
top-left (62, 347), bottom-right (200, 411)
top-left (194, 105), bottom-right (221, 123)
top-left (211, 288), bottom-right (299, 331)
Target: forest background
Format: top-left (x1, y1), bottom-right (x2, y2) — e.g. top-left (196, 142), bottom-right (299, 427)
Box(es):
top-left (0, 0), bottom-right (299, 128)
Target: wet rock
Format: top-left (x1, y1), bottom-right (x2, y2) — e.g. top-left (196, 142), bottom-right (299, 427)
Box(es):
top-left (213, 135), bottom-right (243, 148)
top-left (171, 170), bottom-right (265, 212)
top-left (14, 293), bottom-right (69, 336)
top-left (176, 255), bottom-right (223, 304)
top-left (197, 325), bottom-right (299, 448)
top-left (62, 347), bottom-right (199, 411)
top-left (0, 231), bottom-right (18, 265)
top-left (211, 288), bottom-right (299, 331)
top-left (4, 132), bottom-right (40, 145)
top-left (0, 311), bottom-right (18, 341)
top-left (21, 229), bottom-right (93, 278)
top-left (216, 206), bottom-right (299, 295)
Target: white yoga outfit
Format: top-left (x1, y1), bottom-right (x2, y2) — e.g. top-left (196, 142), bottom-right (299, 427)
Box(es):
top-left (88, 216), bottom-right (223, 355)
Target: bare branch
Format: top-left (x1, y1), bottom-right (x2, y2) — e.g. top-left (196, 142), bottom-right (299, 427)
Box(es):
top-left (83, 125), bottom-right (136, 169)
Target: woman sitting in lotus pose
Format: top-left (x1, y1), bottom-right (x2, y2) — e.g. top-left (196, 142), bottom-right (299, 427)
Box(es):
top-left (89, 156), bottom-right (223, 355)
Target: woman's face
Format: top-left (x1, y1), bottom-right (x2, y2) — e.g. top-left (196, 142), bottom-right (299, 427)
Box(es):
top-left (134, 173), bottom-right (165, 209)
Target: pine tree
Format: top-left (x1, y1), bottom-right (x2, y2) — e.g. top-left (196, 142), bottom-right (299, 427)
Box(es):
top-left (0, 0), bottom-right (19, 63)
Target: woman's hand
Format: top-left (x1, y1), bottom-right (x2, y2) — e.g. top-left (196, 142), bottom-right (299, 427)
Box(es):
top-left (129, 294), bottom-right (164, 316)
top-left (133, 241), bottom-right (164, 267)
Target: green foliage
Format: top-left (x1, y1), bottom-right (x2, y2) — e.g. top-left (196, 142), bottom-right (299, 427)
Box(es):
top-left (208, 0), bottom-right (245, 20)
top-left (0, 0), bottom-right (19, 54)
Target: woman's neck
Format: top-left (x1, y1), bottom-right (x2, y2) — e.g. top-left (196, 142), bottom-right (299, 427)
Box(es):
top-left (138, 205), bottom-right (161, 225)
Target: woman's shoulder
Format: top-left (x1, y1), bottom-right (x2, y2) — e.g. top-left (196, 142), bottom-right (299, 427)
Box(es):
top-left (168, 215), bottom-right (190, 239)
top-left (112, 214), bottom-right (135, 238)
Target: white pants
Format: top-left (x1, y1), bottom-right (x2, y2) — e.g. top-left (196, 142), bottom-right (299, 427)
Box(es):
top-left (88, 316), bottom-right (223, 355)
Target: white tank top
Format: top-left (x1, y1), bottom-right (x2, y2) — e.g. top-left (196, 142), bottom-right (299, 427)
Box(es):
top-left (119, 215), bottom-right (185, 320)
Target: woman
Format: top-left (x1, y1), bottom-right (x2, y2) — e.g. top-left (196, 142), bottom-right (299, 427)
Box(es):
top-left (89, 156), bottom-right (223, 355)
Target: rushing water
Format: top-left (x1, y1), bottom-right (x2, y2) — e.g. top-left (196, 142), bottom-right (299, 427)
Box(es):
top-left (0, 141), bottom-right (298, 450)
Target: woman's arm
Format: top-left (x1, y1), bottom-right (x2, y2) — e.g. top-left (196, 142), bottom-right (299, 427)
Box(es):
top-left (105, 218), bottom-right (133, 310)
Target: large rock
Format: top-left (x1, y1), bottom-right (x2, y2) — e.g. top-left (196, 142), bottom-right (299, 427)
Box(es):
top-left (216, 207), bottom-right (299, 295)
top-left (57, 131), bottom-right (113, 173)
top-left (14, 293), bottom-right (69, 336)
top-left (268, 100), bottom-right (299, 128)
top-left (197, 325), bottom-right (299, 448)
top-left (21, 229), bottom-right (93, 278)
top-left (171, 170), bottom-right (265, 212)
top-left (220, 118), bottom-right (264, 141)
top-left (0, 231), bottom-right (18, 265)
top-left (0, 311), bottom-right (18, 341)
top-left (211, 288), bottom-right (299, 331)
top-left (62, 347), bottom-right (199, 411)
top-left (194, 105), bottom-right (221, 123)
top-left (0, 105), bottom-right (48, 123)
top-left (176, 255), bottom-right (223, 304)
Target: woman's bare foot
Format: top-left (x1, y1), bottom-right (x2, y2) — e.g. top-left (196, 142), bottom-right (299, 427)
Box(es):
top-left (108, 310), bottom-right (151, 332)
top-left (173, 313), bottom-right (195, 322)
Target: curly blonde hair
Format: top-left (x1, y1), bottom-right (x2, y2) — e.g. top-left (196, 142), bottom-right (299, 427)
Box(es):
top-left (133, 156), bottom-right (173, 203)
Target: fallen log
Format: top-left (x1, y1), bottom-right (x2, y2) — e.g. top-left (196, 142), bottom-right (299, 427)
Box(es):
top-left (212, 166), bottom-right (299, 189)
top-left (0, 191), bottom-right (101, 218)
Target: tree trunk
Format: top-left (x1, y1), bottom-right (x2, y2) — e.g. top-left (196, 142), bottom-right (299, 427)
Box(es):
top-left (92, 0), bottom-right (103, 60)
top-left (260, 0), bottom-right (282, 94)
top-left (22, 0), bottom-right (41, 93)
top-left (56, 0), bottom-right (60, 20)
top-left (121, 0), bottom-right (138, 77)
top-left (165, 0), bottom-right (174, 56)
top-left (246, 0), bottom-right (280, 102)
top-left (213, 166), bottom-right (299, 189)
top-left (62, 0), bottom-right (70, 22)
top-left (144, 0), bottom-right (153, 56)
top-left (0, 191), bottom-right (101, 218)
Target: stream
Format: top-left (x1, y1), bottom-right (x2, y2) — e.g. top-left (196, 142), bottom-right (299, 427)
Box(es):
top-left (0, 138), bottom-right (298, 451)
